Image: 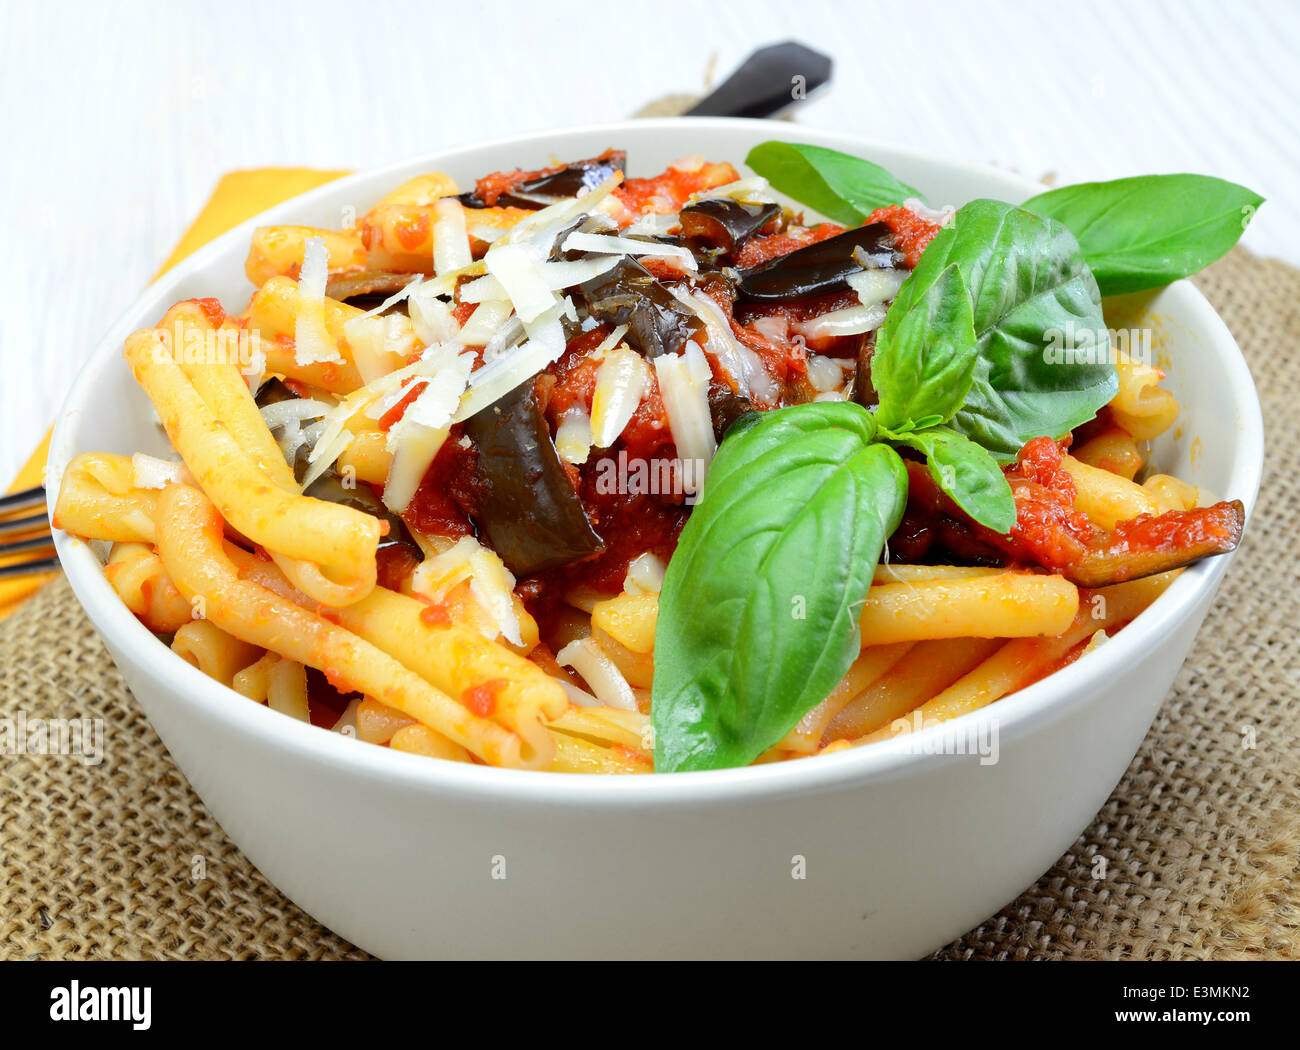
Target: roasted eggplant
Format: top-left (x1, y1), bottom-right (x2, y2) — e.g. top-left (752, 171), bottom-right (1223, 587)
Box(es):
top-left (680, 198), bottom-right (780, 259)
top-left (736, 222), bottom-right (895, 302)
top-left (577, 257), bottom-right (704, 358)
top-left (457, 151), bottom-right (626, 210)
top-left (324, 270), bottom-right (419, 304)
top-left (851, 332), bottom-right (879, 408)
top-left (707, 386), bottom-right (755, 443)
top-left (463, 376), bottom-right (605, 575)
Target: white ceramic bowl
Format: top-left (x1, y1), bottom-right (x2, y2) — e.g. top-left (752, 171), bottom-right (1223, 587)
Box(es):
top-left (48, 118), bottom-right (1263, 959)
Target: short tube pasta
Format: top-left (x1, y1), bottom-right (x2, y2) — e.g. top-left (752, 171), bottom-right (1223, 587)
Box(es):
top-left (124, 327), bottom-right (381, 604)
top-left (171, 619), bottom-right (262, 688)
top-left (52, 453), bottom-right (160, 543)
top-left (154, 483), bottom-right (533, 768)
top-left (1110, 349), bottom-right (1179, 441)
top-left (1059, 454), bottom-right (1163, 530)
top-left (858, 573), bottom-right (1079, 646)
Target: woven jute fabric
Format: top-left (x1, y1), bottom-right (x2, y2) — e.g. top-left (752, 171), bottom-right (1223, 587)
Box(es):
top-left (1, 248), bottom-right (1297, 960)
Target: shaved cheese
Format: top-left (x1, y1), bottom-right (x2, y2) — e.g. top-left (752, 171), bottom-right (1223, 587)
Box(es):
top-left (383, 422), bottom-right (448, 513)
top-left (673, 288), bottom-right (778, 405)
top-left (455, 299), bottom-right (513, 346)
top-left (795, 303), bottom-right (888, 341)
top-left (464, 221), bottom-right (510, 245)
top-left (411, 536), bottom-right (476, 599)
top-left (403, 347), bottom-right (474, 430)
top-left (652, 340), bottom-right (716, 495)
top-left (555, 407), bottom-right (594, 465)
top-left (298, 235), bottom-right (329, 299)
top-left (481, 313), bottom-right (525, 362)
top-left (556, 638), bottom-right (638, 712)
top-left (846, 267), bottom-right (907, 311)
top-left (590, 323), bottom-right (628, 358)
top-left (851, 245), bottom-right (900, 271)
top-left (466, 544), bottom-right (523, 647)
top-left (432, 197), bottom-right (472, 276)
top-left (130, 453), bottom-right (186, 490)
top-left (497, 171), bottom-right (622, 250)
top-left (555, 678), bottom-right (600, 708)
top-left (258, 397), bottom-right (331, 430)
top-left (300, 425), bottom-right (353, 489)
top-left (590, 346), bottom-right (650, 448)
top-left (461, 255), bottom-right (616, 304)
top-left (343, 313), bottom-right (416, 383)
top-left (485, 242), bottom-right (557, 322)
top-left (411, 537), bottom-right (523, 647)
top-left (561, 232), bottom-right (697, 272)
top-left (408, 287), bottom-right (460, 345)
top-left (623, 212), bottom-right (679, 238)
top-left (293, 236), bottom-right (343, 366)
top-left (904, 196), bottom-right (957, 227)
top-left (275, 417), bottom-right (304, 464)
top-left (380, 343), bottom-right (476, 512)
top-left (457, 274), bottom-right (507, 304)
top-left (690, 175), bottom-right (775, 205)
top-left (806, 355), bottom-right (844, 393)
top-left (453, 303), bottom-right (567, 422)
top-left (416, 260), bottom-right (487, 299)
top-left (624, 552), bottom-right (667, 595)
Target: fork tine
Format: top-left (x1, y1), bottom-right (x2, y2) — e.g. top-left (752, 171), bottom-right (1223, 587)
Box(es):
top-left (0, 484), bottom-right (46, 516)
top-left (0, 534), bottom-right (55, 558)
top-left (0, 555), bottom-right (59, 578)
top-left (0, 511), bottom-right (49, 537)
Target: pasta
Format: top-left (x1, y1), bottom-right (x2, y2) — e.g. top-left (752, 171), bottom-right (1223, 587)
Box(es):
top-left (56, 146), bottom-right (1246, 774)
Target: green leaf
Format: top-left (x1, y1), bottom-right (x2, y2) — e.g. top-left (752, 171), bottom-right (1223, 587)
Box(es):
top-left (651, 402), bottom-right (908, 772)
top-left (745, 141), bottom-right (923, 226)
top-left (1022, 174), bottom-right (1264, 296)
top-left (872, 262), bottom-right (978, 430)
top-left (886, 425), bottom-right (1017, 534)
top-left (895, 199), bottom-right (1118, 460)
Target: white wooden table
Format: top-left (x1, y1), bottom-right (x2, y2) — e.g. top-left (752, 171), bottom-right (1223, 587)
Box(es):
top-left (2, 0), bottom-right (1295, 483)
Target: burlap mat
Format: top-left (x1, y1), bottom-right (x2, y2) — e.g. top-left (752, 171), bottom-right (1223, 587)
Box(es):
top-left (2, 248), bottom-right (1297, 960)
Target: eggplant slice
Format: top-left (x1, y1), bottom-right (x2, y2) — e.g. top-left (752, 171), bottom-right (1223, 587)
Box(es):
top-left (577, 257), bottom-right (704, 358)
top-left (680, 198), bottom-right (780, 260)
top-left (325, 270), bottom-right (420, 304)
top-left (736, 222), bottom-right (896, 302)
top-left (463, 376), bottom-right (605, 575)
top-left (457, 151), bottom-right (626, 210)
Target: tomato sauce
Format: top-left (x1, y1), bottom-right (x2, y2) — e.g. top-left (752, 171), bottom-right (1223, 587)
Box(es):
top-left (864, 205), bottom-right (941, 267)
top-left (461, 679), bottom-right (507, 717)
top-left (612, 161), bottom-right (739, 223)
top-left (402, 430), bottom-right (477, 538)
top-left (734, 223), bottom-right (845, 269)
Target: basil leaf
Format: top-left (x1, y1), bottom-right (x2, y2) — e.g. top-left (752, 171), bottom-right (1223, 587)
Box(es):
top-left (745, 141), bottom-right (923, 225)
top-left (873, 262), bottom-right (978, 430)
top-left (652, 402), bottom-right (907, 772)
top-left (901, 199), bottom-right (1118, 460)
top-left (1022, 174), bottom-right (1263, 296)
top-left (886, 425), bottom-right (1016, 534)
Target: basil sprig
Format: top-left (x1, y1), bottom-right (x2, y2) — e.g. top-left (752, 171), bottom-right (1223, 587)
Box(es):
top-left (652, 404), bottom-right (907, 772)
top-left (652, 146), bottom-right (1263, 772)
top-left (884, 199), bottom-right (1119, 461)
top-left (745, 141), bottom-right (923, 224)
top-left (1022, 174), bottom-right (1264, 296)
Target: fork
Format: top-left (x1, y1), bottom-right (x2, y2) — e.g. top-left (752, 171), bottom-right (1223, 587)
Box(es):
top-left (0, 485), bottom-right (58, 578)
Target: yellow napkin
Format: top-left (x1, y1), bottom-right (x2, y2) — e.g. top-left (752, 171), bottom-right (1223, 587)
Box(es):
top-left (0, 167), bottom-right (352, 618)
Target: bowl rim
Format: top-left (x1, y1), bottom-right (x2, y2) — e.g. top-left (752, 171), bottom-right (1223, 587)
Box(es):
top-left (47, 116), bottom-right (1265, 807)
